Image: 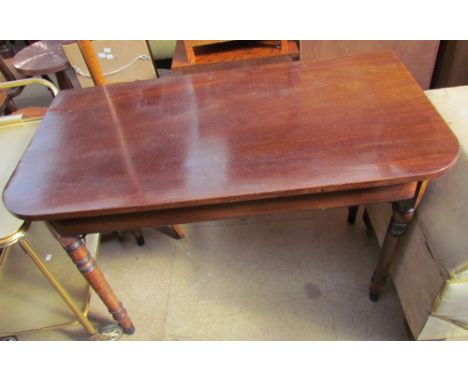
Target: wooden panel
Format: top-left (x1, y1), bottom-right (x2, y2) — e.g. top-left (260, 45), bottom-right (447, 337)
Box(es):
top-left (431, 41), bottom-right (468, 89)
top-left (172, 40), bottom-right (299, 74)
top-left (185, 40), bottom-right (231, 47)
top-left (53, 182), bottom-right (418, 236)
top-left (300, 40), bottom-right (439, 89)
top-left (4, 52), bottom-right (459, 222)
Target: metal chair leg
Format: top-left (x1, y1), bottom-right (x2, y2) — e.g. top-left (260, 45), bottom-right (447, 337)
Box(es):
top-left (18, 238), bottom-right (97, 337)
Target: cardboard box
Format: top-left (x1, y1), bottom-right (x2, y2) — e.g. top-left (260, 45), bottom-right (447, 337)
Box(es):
top-left (63, 41), bottom-right (157, 88)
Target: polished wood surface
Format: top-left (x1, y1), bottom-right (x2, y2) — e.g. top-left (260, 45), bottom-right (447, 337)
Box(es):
top-left (4, 51), bottom-right (459, 222)
top-left (3, 51), bottom-right (460, 331)
top-left (52, 182), bottom-right (419, 236)
top-left (300, 40), bottom-right (440, 89)
top-left (172, 40), bottom-right (299, 74)
top-left (12, 40), bottom-right (73, 76)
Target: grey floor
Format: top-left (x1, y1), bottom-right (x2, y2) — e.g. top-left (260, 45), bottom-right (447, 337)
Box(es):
top-left (19, 208), bottom-right (408, 341)
top-left (6, 72), bottom-right (408, 341)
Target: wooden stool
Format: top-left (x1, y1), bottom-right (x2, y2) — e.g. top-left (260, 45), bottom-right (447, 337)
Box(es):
top-left (12, 40), bottom-right (75, 90)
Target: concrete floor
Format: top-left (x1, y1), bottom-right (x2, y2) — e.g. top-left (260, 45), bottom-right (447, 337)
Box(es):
top-left (18, 208), bottom-right (409, 340)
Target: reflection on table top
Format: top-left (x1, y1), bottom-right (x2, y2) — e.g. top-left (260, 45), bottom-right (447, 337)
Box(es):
top-left (3, 51), bottom-right (459, 221)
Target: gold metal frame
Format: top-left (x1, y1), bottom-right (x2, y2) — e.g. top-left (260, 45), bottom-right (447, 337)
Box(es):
top-left (0, 78), bottom-right (103, 339)
top-left (0, 77), bottom-right (59, 96)
top-left (0, 221), bottom-right (29, 248)
top-left (0, 236), bottom-right (101, 339)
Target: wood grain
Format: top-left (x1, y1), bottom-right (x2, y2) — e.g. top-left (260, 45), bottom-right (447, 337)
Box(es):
top-left (300, 40), bottom-right (439, 89)
top-left (172, 40), bottom-right (299, 74)
top-left (52, 182), bottom-right (418, 236)
top-left (4, 51), bottom-right (459, 223)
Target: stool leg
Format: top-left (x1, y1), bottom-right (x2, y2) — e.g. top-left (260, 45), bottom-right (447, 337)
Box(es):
top-left (130, 229), bottom-right (145, 246)
top-left (56, 70), bottom-right (73, 90)
top-left (18, 238), bottom-right (97, 336)
top-left (48, 225), bottom-right (135, 334)
top-left (347, 206), bottom-right (359, 224)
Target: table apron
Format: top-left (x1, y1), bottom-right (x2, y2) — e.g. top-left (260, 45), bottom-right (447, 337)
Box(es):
top-left (51, 182), bottom-right (419, 236)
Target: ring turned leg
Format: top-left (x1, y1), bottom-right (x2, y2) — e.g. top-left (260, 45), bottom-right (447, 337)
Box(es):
top-left (347, 206), bottom-right (359, 224)
top-left (369, 201), bottom-right (415, 302)
top-left (48, 225), bottom-right (135, 334)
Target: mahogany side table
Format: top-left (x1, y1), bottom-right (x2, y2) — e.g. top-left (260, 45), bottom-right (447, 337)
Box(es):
top-left (3, 52), bottom-right (459, 335)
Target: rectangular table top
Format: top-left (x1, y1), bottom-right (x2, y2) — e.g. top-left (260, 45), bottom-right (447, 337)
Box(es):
top-left (3, 51), bottom-right (459, 221)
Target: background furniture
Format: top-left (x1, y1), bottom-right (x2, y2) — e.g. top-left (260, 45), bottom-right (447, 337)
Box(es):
top-left (0, 41), bottom-right (14, 58)
top-left (171, 40), bottom-right (299, 74)
top-left (182, 40), bottom-right (289, 64)
top-left (366, 85), bottom-right (468, 340)
top-left (431, 41), bottom-right (468, 88)
top-left (147, 40), bottom-right (177, 60)
top-left (2, 53), bottom-right (458, 334)
top-left (0, 55), bottom-right (28, 113)
top-left (12, 40), bottom-right (75, 90)
top-left (300, 40), bottom-right (440, 89)
top-left (63, 40), bottom-right (158, 88)
top-left (183, 40), bottom-right (230, 64)
top-left (0, 63), bottom-right (51, 118)
top-left (0, 79), bottom-right (120, 341)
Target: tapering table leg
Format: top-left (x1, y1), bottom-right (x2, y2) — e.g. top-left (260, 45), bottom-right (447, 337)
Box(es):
top-left (48, 224), bottom-right (135, 334)
top-left (369, 182), bottom-right (427, 301)
top-left (369, 202), bottom-right (415, 302)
